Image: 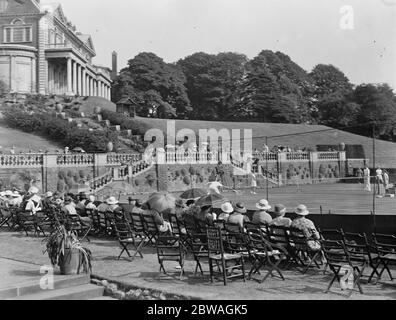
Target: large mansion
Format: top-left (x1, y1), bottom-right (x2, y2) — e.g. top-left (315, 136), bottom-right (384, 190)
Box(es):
top-left (0, 0), bottom-right (113, 99)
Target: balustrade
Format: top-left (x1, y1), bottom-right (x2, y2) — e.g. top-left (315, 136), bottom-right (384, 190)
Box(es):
top-left (57, 154), bottom-right (94, 166)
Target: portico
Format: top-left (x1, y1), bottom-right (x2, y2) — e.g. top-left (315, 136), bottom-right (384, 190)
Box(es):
top-left (46, 51), bottom-right (112, 98)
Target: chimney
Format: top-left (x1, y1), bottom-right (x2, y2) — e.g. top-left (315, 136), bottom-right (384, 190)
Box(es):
top-left (111, 51), bottom-right (118, 80)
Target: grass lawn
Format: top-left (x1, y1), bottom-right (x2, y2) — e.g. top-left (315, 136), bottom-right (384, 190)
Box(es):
top-left (0, 123), bottom-right (61, 153)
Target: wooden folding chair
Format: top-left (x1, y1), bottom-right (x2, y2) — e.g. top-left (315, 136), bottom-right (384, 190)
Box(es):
top-left (321, 239), bottom-right (366, 297)
top-left (370, 233), bottom-right (396, 283)
top-left (141, 213), bottom-right (160, 245)
top-left (0, 206), bottom-right (13, 230)
top-left (66, 215), bottom-right (92, 242)
top-left (206, 226), bottom-right (246, 286)
top-left (114, 213), bottom-right (143, 260)
top-left (289, 227), bottom-right (323, 273)
top-left (247, 226), bottom-right (288, 283)
top-left (156, 233), bottom-right (185, 280)
top-left (342, 231), bottom-right (380, 283)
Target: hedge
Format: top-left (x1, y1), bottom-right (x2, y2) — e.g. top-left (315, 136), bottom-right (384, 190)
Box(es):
top-left (2, 107), bottom-right (119, 153)
top-left (101, 109), bottom-right (150, 136)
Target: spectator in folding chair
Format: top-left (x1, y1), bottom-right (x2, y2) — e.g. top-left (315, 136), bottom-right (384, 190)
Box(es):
top-left (142, 209), bottom-right (172, 235)
top-left (195, 205), bottom-right (215, 228)
top-left (3, 190), bottom-right (15, 207)
top-left (269, 204), bottom-right (292, 228)
top-left (9, 191), bottom-right (23, 208)
top-left (252, 199), bottom-right (273, 226)
top-left (42, 192), bottom-right (54, 211)
top-left (173, 199), bottom-right (187, 234)
top-left (85, 195), bottom-right (97, 210)
top-left (291, 204), bottom-right (321, 252)
top-left (218, 202), bottom-right (233, 223)
top-left (24, 187), bottom-right (42, 215)
top-left (76, 193), bottom-right (90, 216)
top-left (62, 196), bottom-right (92, 228)
top-left (228, 203), bottom-right (250, 230)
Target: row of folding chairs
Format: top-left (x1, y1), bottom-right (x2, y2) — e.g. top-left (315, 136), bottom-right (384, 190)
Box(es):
top-left (319, 228), bottom-right (396, 293)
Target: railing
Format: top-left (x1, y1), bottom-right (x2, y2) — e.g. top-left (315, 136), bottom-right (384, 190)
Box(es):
top-left (165, 151), bottom-right (219, 164)
top-left (252, 152), bottom-right (278, 162)
top-left (57, 154), bottom-right (94, 166)
top-left (89, 171), bottom-right (113, 191)
top-left (317, 152), bottom-right (340, 161)
top-left (286, 152), bottom-right (310, 161)
top-left (107, 153), bottom-right (142, 165)
top-left (0, 154), bottom-right (43, 167)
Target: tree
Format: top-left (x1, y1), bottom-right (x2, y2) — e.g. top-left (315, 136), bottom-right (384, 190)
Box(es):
top-left (316, 91), bottom-right (361, 128)
top-left (310, 64), bottom-right (354, 125)
top-left (310, 64), bottom-right (353, 98)
top-left (353, 84), bottom-right (396, 140)
top-left (178, 52), bottom-right (247, 120)
top-left (112, 52), bottom-right (191, 119)
top-left (232, 50), bottom-right (311, 123)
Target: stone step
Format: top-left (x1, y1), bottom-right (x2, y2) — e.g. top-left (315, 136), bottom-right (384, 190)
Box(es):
top-left (0, 274), bottom-right (91, 299)
top-left (9, 284), bottom-right (104, 300)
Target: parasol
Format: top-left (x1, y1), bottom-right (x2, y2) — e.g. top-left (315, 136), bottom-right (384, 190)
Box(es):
top-left (179, 188), bottom-right (207, 200)
top-left (146, 192), bottom-right (176, 213)
top-left (195, 193), bottom-right (227, 207)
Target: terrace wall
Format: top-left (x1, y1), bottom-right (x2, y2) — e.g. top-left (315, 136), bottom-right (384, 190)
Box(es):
top-left (0, 151), bottom-right (356, 193)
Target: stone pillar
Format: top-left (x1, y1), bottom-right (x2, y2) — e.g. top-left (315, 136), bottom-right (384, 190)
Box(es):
top-left (77, 64), bottom-right (82, 95)
top-left (82, 68), bottom-right (87, 96)
top-left (67, 58), bottom-right (72, 95)
top-left (72, 60), bottom-right (77, 94)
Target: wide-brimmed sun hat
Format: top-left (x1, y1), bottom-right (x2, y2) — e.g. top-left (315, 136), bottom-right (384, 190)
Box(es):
top-left (12, 191), bottom-right (21, 198)
top-left (295, 204), bottom-right (310, 216)
top-left (221, 202), bottom-right (234, 214)
top-left (234, 202), bottom-right (247, 214)
top-left (256, 199), bottom-right (271, 211)
top-left (45, 191), bottom-right (53, 198)
top-left (274, 204), bottom-right (287, 216)
top-left (106, 196), bottom-right (119, 205)
top-left (175, 199), bottom-right (185, 208)
top-left (28, 186), bottom-right (39, 194)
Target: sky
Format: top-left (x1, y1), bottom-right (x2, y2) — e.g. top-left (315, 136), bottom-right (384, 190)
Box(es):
top-left (55, 0), bottom-right (396, 89)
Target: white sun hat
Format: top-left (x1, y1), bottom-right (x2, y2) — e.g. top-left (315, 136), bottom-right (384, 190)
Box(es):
top-left (28, 186), bottom-right (39, 194)
top-left (106, 196), bottom-right (119, 205)
top-left (295, 204), bottom-right (310, 216)
top-left (255, 199), bottom-right (271, 211)
top-left (221, 202), bottom-right (234, 214)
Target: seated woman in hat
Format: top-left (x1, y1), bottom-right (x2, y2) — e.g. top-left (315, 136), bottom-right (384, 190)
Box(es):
top-left (218, 202), bottom-right (233, 222)
top-left (291, 204), bottom-right (321, 251)
top-left (24, 187), bottom-right (42, 215)
top-left (228, 202), bottom-right (250, 230)
top-left (252, 199), bottom-right (272, 225)
top-left (269, 204), bottom-right (292, 228)
top-left (195, 205), bottom-right (215, 230)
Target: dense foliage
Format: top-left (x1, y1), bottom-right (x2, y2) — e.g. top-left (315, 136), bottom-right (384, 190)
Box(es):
top-left (2, 107), bottom-right (119, 153)
top-left (100, 109), bottom-right (150, 136)
top-left (113, 50), bottom-right (396, 142)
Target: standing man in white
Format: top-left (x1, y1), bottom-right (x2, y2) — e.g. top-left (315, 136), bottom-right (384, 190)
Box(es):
top-left (376, 167), bottom-right (384, 196)
top-left (363, 165), bottom-right (371, 192)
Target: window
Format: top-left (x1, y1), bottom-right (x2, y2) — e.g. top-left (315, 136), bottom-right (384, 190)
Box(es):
top-left (3, 19), bottom-right (32, 43)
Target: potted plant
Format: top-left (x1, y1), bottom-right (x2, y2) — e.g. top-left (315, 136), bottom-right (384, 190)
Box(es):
top-left (44, 224), bottom-right (92, 275)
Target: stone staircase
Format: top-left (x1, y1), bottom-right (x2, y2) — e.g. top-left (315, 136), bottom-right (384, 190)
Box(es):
top-left (1, 274), bottom-right (116, 300)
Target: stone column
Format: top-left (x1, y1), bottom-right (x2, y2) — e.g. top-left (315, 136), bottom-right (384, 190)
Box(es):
top-left (72, 60), bottom-right (77, 94)
top-left (67, 58), bottom-right (72, 95)
top-left (77, 64), bottom-right (82, 95)
top-left (82, 68), bottom-right (87, 96)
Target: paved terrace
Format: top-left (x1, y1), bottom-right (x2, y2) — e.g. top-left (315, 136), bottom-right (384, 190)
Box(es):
top-left (1, 231), bottom-right (395, 300)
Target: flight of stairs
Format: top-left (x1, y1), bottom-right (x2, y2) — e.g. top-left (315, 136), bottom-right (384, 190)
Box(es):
top-left (1, 275), bottom-right (116, 300)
